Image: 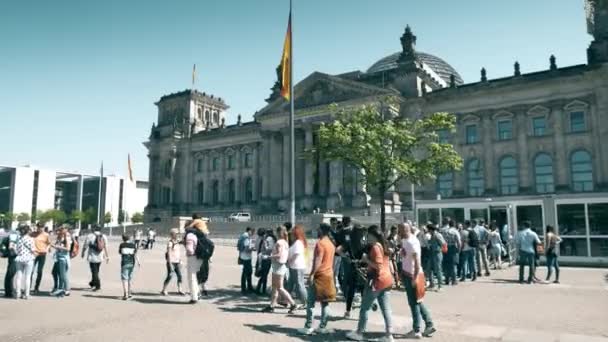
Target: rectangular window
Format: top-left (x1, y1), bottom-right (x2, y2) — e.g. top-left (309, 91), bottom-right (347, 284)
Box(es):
top-left (570, 111), bottom-right (585, 133)
top-left (465, 124), bottom-right (478, 144)
top-left (437, 129), bottom-right (450, 143)
top-left (212, 158), bottom-right (219, 171)
top-left (497, 120), bottom-right (513, 140)
top-left (244, 153), bottom-right (253, 168)
top-left (228, 155), bottom-right (235, 170)
top-left (532, 117), bottom-right (546, 136)
top-left (196, 159), bottom-right (203, 173)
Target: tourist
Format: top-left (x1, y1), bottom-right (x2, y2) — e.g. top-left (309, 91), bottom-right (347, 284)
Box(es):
top-left (51, 226), bottom-right (72, 297)
top-left (287, 224), bottom-right (308, 305)
top-left (329, 217), bottom-right (342, 293)
top-left (488, 224), bottom-right (503, 269)
top-left (338, 223), bottom-right (368, 319)
top-left (255, 228), bottom-right (275, 295)
top-left (2, 226), bottom-right (19, 298)
top-left (438, 217), bottom-right (450, 278)
top-left (161, 228), bottom-right (185, 295)
top-left (459, 220), bottom-right (476, 282)
top-left (237, 227), bottom-right (254, 295)
top-left (418, 224), bottom-right (431, 283)
top-left (443, 220), bottom-right (461, 286)
top-left (426, 224), bottom-right (445, 291)
top-left (31, 222), bottom-right (51, 294)
top-left (146, 228), bottom-right (156, 249)
top-left (399, 223), bottom-right (436, 338)
top-left (299, 223), bottom-right (336, 335)
top-left (13, 225), bottom-right (37, 299)
top-left (118, 233), bottom-right (140, 300)
top-left (516, 221), bottom-right (541, 284)
top-left (387, 225), bottom-right (401, 288)
top-left (545, 225), bottom-right (561, 283)
top-left (262, 226), bottom-right (298, 313)
top-left (184, 218), bottom-right (208, 303)
top-left (346, 225), bottom-right (394, 342)
top-left (474, 220), bottom-right (491, 277)
top-left (81, 225), bottom-right (109, 291)
top-left (185, 216), bottom-right (213, 299)
top-left (134, 229), bottom-right (143, 250)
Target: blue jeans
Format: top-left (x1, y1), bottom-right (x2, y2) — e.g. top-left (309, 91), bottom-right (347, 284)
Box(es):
top-left (428, 252), bottom-right (443, 288)
top-left (546, 253), bottom-right (560, 281)
top-left (518, 251), bottom-right (535, 282)
top-left (57, 259), bottom-right (70, 292)
top-left (445, 246), bottom-right (458, 284)
top-left (403, 275), bottom-right (433, 333)
top-left (460, 249), bottom-right (476, 280)
top-left (305, 283), bottom-right (330, 329)
top-left (287, 268), bottom-right (307, 304)
top-left (357, 286), bottom-right (392, 334)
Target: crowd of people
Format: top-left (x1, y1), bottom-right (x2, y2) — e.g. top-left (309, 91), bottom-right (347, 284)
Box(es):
top-left (0, 213), bottom-right (562, 340)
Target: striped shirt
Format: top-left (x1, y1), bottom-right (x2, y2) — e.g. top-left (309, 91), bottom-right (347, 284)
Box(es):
top-left (119, 242), bottom-right (137, 266)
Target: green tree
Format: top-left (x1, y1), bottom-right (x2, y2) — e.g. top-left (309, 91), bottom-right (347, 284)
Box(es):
top-left (0, 212), bottom-right (15, 228)
top-left (16, 212), bottom-right (31, 223)
top-left (83, 208), bottom-right (97, 226)
top-left (37, 210), bottom-right (53, 224)
top-left (104, 212), bottom-right (112, 225)
top-left (50, 209), bottom-right (67, 226)
top-left (314, 101), bottom-right (462, 229)
top-left (118, 210), bottom-right (126, 224)
top-left (131, 212), bottom-right (144, 224)
top-left (70, 210), bottom-right (85, 224)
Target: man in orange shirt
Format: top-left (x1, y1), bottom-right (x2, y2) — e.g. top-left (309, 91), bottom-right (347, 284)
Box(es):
top-left (32, 223), bottom-right (51, 293)
top-left (299, 223), bottom-right (335, 336)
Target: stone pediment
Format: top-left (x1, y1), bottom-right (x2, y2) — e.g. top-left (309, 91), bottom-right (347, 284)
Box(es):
top-left (256, 72), bottom-right (396, 117)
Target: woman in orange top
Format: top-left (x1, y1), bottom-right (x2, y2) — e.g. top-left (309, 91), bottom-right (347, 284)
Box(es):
top-left (346, 225), bottom-right (394, 342)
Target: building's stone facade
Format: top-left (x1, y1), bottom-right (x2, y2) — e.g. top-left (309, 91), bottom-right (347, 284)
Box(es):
top-left (144, 1), bottom-right (608, 221)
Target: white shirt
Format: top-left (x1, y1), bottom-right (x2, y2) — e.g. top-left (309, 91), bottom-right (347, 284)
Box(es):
top-left (288, 240), bottom-right (306, 270)
top-left (84, 232), bottom-right (108, 263)
top-left (401, 236), bottom-right (422, 275)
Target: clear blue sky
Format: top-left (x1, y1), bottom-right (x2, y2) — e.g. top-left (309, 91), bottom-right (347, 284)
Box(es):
top-left (0, 0), bottom-right (592, 180)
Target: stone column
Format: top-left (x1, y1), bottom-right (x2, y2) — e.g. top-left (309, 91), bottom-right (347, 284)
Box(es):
top-left (516, 112), bottom-right (530, 189)
top-left (147, 154), bottom-right (155, 205)
top-left (481, 114), bottom-right (495, 193)
top-left (235, 148), bottom-right (243, 203)
top-left (282, 131), bottom-right (290, 198)
top-left (253, 143), bottom-right (260, 201)
top-left (269, 132), bottom-right (282, 199)
top-left (552, 107), bottom-right (567, 187)
top-left (304, 127), bottom-right (314, 196)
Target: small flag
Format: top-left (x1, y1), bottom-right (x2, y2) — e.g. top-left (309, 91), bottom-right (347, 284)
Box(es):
top-left (128, 154), bottom-right (134, 183)
top-left (192, 64), bottom-right (197, 88)
top-left (279, 11), bottom-right (292, 100)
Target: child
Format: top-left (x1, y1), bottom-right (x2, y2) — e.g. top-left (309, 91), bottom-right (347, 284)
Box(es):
top-left (119, 234), bottom-right (140, 300)
top-left (161, 228), bottom-right (185, 295)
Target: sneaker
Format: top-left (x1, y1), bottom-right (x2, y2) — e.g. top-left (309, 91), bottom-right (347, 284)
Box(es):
top-left (122, 296), bottom-right (128, 301)
top-left (404, 330), bottom-right (422, 339)
top-left (188, 299), bottom-right (198, 304)
top-left (50, 289), bottom-right (63, 296)
top-left (423, 326), bottom-right (437, 337)
top-left (288, 304), bottom-right (302, 314)
top-left (345, 331), bottom-right (364, 341)
top-left (161, 291), bottom-right (168, 296)
top-left (553, 280), bottom-right (560, 284)
top-left (484, 272), bottom-right (491, 277)
top-left (344, 311), bottom-right (352, 319)
top-left (261, 306), bottom-right (275, 313)
top-left (177, 291), bottom-right (186, 296)
top-left (315, 327), bottom-right (333, 334)
top-left (298, 327), bottom-right (314, 335)
top-left (371, 303), bottom-right (378, 311)
top-left (63, 291), bottom-right (70, 297)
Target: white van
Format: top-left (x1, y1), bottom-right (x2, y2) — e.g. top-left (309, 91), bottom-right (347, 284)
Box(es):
top-left (228, 212), bottom-right (251, 222)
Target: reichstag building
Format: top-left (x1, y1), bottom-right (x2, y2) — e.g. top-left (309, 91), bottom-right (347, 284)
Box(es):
top-left (146, 1), bottom-right (608, 263)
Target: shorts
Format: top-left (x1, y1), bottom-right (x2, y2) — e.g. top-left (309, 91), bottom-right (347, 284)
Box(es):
top-left (271, 263), bottom-right (287, 276)
top-left (121, 264), bottom-right (135, 281)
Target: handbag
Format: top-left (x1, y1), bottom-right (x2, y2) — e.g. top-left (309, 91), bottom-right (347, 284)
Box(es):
top-left (237, 257), bottom-right (243, 265)
top-left (536, 244), bottom-right (545, 255)
top-left (415, 273), bottom-right (426, 302)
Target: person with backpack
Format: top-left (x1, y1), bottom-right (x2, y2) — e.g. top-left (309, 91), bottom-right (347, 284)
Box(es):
top-left (1, 225), bottom-right (19, 298)
top-left (474, 220), bottom-right (491, 277)
top-left (81, 225), bottom-right (109, 291)
top-left (459, 220), bottom-right (477, 282)
top-left (426, 224), bottom-right (446, 292)
top-left (238, 227), bottom-right (254, 295)
top-left (442, 220), bottom-right (461, 286)
top-left (184, 218), bottom-right (213, 303)
top-left (51, 226), bottom-right (72, 297)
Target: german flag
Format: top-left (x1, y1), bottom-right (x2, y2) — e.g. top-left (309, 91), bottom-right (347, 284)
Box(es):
top-left (279, 11), bottom-right (292, 100)
top-left (128, 154), bottom-right (134, 183)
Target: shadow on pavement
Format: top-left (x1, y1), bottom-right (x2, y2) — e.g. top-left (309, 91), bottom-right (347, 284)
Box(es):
top-left (243, 323), bottom-right (347, 342)
top-left (132, 297), bottom-right (191, 305)
top-left (487, 278), bottom-right (526, 284)
top-left (218, 303), bottom-right (269, 313)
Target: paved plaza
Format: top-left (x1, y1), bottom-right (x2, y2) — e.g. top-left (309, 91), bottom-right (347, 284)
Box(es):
top-left (1, 239), bottom-right (607, 342)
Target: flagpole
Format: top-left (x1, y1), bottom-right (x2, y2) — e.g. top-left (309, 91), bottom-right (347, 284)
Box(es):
top-left (97, 162), bottom-right (103, 226)
top-left (288, 0), bottom-right (296, 225)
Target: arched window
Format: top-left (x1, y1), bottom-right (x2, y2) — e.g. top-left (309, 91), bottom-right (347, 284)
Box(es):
top-left (227, 154), bottom-right (235, 170)
top-left (211, 180), bottom-right (219, 204)
top-left (196, 159), bottom-right (203, 173)
top-left (467, 158), bottom-right (484, 196)
top-left (212, 157), bottom-right (219, 171)
top-left (205, 110), bottom-right (210, 123)
top-left (571, 150), bottom-right (593, 192)
top-left (534, 153), bottom-right (554, 193)
top-left (213, 112), bottom-right (219, 124)
top-left (164, 160), bottom-right (172, 179)
top-left (244, 177), bottom-right (253, 203)
top-left (436, 172), bottom-right (453, 198)
top-left (499, 156), bottom-right (518, 195)
top-left (197, 182), bottom-right (204, 205)
top-left (227, 179), bottom-right (236, 204)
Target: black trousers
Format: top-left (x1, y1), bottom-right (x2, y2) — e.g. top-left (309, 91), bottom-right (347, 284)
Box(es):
top-left (196, 258), bottom-right (209, 284)
top-left (32, 254), bottom-right (47, 291)
top-left (89, 262), bottom-right (101, 289)
top-left (256, 259), bottom-right (271, 294)
top-left (240, 259), bottom-right (253, 292)
top-left (4, 257), bottom-right (16, 297)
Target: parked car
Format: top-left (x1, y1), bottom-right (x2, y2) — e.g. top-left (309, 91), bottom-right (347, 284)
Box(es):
top-left (228, 212), bottom-right (251, 222)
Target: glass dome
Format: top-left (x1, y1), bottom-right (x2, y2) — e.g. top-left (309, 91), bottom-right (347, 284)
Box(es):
top-left (367, 51), bottom-right (464, 85)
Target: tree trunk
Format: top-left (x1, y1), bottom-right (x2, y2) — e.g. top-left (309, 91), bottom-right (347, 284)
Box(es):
top-left (379, 184), bottom-right (386, 232)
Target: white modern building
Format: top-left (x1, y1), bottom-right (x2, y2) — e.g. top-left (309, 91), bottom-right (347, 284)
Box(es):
top-left (0, 164), bottom-right (148, 227)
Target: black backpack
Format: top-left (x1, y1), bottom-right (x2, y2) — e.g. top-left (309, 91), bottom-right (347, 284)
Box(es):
top-left (193, 230), bottom-right (214, 260)
top-left (468, 228), bottom-right (480, 248)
